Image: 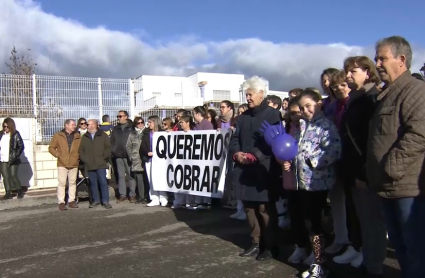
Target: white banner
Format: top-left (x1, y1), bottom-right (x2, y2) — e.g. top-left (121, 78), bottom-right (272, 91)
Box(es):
top-left (151, 129), bottom-right (231, 198)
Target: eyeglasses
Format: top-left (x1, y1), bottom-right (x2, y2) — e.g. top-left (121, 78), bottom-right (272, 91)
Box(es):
top-left (137, 121), bottom-right (144, 125)
top-left (80, 122), bottom-right (87, 126)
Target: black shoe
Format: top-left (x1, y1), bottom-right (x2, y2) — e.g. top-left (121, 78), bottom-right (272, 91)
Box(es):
top-left (89, 202), bottom-right (101, 208)
top-left (135, 198), bottom-right (147, 204)
top-left (2, 191), bottom-right (12, 200)
top-left (17, 190), bottom-right (24, 199)
top-left (103, 202), bottom-right (112, 209)
top-left (239, 243), bottom-right (260, 257)
top-left (256, 249), bottom-right (273, 261)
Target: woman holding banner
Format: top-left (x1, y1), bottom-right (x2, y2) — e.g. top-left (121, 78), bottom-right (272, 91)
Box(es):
top-left (140, 116), bottom-right (168, 207)
top-left (172, 114), bottom-right (196, 209)
top-left (187, 106), bottom-right (215, 210)
top-left (230, 76), bottom-right (281, 261)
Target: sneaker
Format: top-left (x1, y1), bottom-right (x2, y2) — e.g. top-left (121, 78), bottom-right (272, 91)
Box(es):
top-left (116, 196), bottom-right (128, 203)
top-left (278, 216), bottom-right (291, 229)
top-left (303, 251), bottom-right (315, 266)
top-left (187, 204), bottom-right (199, 210)
top-left (160, 200), bottom-right (169, 207)
top-left (302, 264), bottom-right (328, 278)
top-left (103, 202), bottom-right (112, 209)
top-left (171, 204), bottom-right (185, 209)
top-left (68, 201), bottom-right (79, 209)
top-left (58, 203), bottom-right (67, 211)
top-left (325, 241), bottom-right (346, 254)
top-left (89, 202), bottom-right (101, 208)
top-left (350, 252), bottom-right (363, 268)
top-left (288, 246), bottom-right (308, 264)
top-left (236, 213), bottom-right (247, 220)
top-left (196, 203), bottom-right (209, 210)
top-left (333, 246), bottom-right (361, 264)
top-left (147, 201), bottom-right (160, 207)
top-left (230, 210), bottom-right (244, 219)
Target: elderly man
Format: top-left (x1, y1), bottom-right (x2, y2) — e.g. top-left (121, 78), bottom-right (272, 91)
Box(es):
top-left (230, 76), bottom-right (281, 261)
top-left (79, 119), bottom-right (112, 209)
top-left (48, 119), bottom-right (81, 210)
top-left (367, 36), bottom-right (425, 278)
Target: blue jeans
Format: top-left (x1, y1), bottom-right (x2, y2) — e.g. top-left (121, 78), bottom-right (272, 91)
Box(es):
top-left (88, 169), bottom-right (109, 204)
top-left (381, 196), bottom-right (425, 278)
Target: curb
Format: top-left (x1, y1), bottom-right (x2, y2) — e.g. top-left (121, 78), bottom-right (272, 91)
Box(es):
top-left (0, 187), bottom-right (116, 211)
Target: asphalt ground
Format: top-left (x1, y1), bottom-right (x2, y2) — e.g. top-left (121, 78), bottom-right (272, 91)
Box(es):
top-left (0, 202), bottom-right (400, 278)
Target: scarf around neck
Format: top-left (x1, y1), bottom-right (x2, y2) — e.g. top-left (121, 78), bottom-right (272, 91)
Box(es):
top-left (219, 109), bottom-right (233, 123)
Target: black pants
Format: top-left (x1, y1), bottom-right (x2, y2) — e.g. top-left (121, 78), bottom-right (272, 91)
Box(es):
top-left (133, 172), bottom-right (145, 199)
top-left (287, 190), bottom-right (328, 248)
top-left (344, 183), bottom-right (362, 251)
top-left (0, 162), bottom-right (21, 191)
top-left (243, 201), bottom-right (278, 250)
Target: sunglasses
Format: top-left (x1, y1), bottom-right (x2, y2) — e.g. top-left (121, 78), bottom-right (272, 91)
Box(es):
top-left (3, 125), bottom-right (8, 129)
top-left (162, 123), bottom-right (168, 126)
top-left (80, 122), bottom-right (87, 126)
top-left (137, 121), bottom-right (144, 125)
top-left (117, 115), bottom-right (125, 118)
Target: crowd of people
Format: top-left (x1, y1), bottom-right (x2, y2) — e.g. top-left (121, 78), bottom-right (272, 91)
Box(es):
top-left (1, 35), bottom-right (425, 278)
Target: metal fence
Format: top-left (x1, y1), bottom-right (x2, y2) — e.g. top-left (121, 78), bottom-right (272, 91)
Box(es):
top-left (0, 74), bottom-right (247, 143)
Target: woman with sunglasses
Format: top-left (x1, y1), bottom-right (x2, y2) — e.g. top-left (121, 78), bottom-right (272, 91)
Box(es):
top-left (0, 117), bottom-right (25, 199)
top-left (77, 118), bottom-right (88, 135)
top-left (162, 118), bottom-right (173, 132)
top-left (126, 117), bottom-right (147, 204)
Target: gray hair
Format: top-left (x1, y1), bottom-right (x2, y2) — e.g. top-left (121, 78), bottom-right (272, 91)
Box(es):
top-left (241, 76), bottom-right (269, 97)
top-left (88, 119), bottom-right (99, 126)
top-left (376, 36), bottom-right (412, 69)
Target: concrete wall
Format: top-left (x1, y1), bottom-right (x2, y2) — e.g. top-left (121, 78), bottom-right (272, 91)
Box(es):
top-left (33, 144), bottom-right (58, 189)
top-left (0, 117), bottom-right (58, 192)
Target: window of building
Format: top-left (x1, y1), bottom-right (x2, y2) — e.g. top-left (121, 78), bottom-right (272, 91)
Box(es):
top-left (152, 92), bottom-right (161, 97)
top-left (213, 90), bottom-right (231, 100)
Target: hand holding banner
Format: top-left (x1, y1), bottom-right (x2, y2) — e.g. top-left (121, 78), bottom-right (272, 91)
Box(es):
top-left (151, 129), bottom-right (231, 198)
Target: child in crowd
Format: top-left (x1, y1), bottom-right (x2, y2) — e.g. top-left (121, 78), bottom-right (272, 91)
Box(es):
top-left (285, 90), bottom-right (341, 278)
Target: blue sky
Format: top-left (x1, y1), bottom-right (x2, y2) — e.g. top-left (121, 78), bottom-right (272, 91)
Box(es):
top-left (38, 0), bottom-right (425, 46)
top-left (1, 0), bottom-right (424, 90)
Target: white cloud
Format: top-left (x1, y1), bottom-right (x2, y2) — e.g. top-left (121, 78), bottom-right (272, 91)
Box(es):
top-left (1, 0), bottom-right (424, 91)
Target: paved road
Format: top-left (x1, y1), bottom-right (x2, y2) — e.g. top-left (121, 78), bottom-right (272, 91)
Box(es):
top-left (0, 202), bottom-right (400, 278)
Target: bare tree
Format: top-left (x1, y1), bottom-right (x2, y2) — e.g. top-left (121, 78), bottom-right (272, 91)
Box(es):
top-left (1, 46), bottom-right (63, 141)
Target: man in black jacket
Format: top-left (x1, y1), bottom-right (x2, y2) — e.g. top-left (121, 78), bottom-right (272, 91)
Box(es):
top-left (110, 110), bottom-right (136, 203)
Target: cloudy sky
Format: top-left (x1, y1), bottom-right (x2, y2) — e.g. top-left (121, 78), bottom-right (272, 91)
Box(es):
top-left (1, 0), bottom-right (424, 91)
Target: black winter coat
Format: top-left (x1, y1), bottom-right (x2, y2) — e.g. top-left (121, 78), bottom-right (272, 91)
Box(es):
top-left (140, 129), bottom-right (153, 163)
top-left (339, 84), bottom-right (380, 182)
top-left (229, 100), bottom-right (281, 202)
top-left (110, 120), bottom-right (133, 158)
top-left (0, 131), bottom-right (24, 166)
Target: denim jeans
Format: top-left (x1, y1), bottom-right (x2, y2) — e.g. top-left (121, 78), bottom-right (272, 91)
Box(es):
top-left (88, 169), bottom-right (109, 204)
top-left (381, 196), bottom-right (425, 278)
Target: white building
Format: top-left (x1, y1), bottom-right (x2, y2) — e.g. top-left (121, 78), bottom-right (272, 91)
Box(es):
top-left (134, 72), bottom-right (289, 118)
top-left (135, 72), bottom-right (245, 109)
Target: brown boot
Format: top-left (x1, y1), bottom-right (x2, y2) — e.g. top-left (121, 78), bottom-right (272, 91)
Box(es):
top-left (116, 196), bottom-right (128, 203)
top-left (129, 196), bottom-right (137, 203)
top-left (68, 201), bottom-right (79, 209)
top-left (59, 203), bottom-right (68, 211)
